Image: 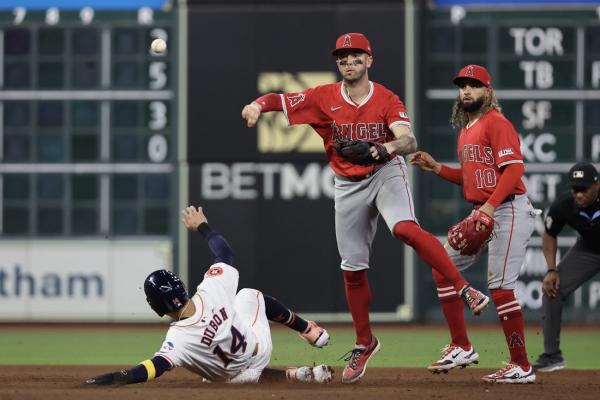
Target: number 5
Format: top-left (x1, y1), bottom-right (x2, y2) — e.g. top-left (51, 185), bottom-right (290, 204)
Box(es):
top-left (149, 62), bottom-right (167, 89)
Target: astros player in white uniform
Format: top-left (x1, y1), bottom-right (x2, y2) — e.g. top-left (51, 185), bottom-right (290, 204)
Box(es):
top-left (412, 64), bottom-right (537, 384)
top-left (86, 206), bottom-right (333, 385)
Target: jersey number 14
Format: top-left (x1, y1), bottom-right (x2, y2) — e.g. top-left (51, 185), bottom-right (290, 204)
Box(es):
top-left (213, 326), bottom-right (248, 368)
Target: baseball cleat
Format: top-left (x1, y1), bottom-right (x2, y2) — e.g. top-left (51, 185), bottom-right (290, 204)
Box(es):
top-left (299, 320), bottom-right (330, 348)
top-left (482, 362), bottom-right (536, 384)
top-left (286, 365), bottom-right (334, 383)
top-left (533, 352), bottom-right (565, 372)
top-left (341, 336), bottom-right (381, 384)
top-left (460, 285), bottom-right (489, 315)
top-left (428, 344), bottom-right (479, 373)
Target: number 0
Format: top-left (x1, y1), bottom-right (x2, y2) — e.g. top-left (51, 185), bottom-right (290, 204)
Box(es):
top-left (147, 134), bottom-right (168, 162)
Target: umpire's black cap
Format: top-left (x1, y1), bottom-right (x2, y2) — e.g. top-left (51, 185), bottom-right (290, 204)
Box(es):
top-left (568, 162), bottom-right (599, 188)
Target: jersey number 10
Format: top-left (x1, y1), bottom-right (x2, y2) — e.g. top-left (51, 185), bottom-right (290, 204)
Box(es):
top-left (475, 168), bottom-right (497, 189)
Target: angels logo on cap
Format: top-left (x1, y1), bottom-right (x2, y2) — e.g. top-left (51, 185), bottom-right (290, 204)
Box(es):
top-left (453, 64), bottom-right (492, 87)
top-left (465, 65), bottom-right (475, 77)
top-left (332, 32), bottom-right (372, 56)
top-left (343, 35), bottom-right (352, 47)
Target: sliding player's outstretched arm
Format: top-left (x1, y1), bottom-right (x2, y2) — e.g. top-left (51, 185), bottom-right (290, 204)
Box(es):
top-left (181, 205), bottom-right (234, 266)
top-left (85, 356), bottom-right (171, 385)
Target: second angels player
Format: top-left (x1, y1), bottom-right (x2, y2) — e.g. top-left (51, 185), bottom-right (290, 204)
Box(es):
top-left (241, 33), bottom-right (488, 384)
top-left (412, 64), bottom-right (537, 384)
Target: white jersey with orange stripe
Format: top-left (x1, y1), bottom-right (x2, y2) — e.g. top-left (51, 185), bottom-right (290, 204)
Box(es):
top-left (154, 263), bottom-right (259, 382)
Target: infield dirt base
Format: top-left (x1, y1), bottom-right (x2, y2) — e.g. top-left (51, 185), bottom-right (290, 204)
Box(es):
top-left (2, 366), bottom-right (598, 400)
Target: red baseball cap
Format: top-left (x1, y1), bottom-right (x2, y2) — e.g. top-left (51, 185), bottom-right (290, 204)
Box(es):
top-left (453, 64), bottom-right (492, 87)
top-left (332, 33), bottom-right (372, 56)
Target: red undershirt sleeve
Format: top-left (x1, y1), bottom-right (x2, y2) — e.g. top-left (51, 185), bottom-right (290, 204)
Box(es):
top-left (438, 164), bottom-right (463, 186)
top-left (254, 93), bottom-right (283, 112)
top-left (487, 163), bottom-right (524, 207)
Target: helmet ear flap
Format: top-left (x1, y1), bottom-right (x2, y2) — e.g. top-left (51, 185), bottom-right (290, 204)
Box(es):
top-left (144, 269), bottom-right (189, 317)
top-left (146, 295), bottom-right (166, 317)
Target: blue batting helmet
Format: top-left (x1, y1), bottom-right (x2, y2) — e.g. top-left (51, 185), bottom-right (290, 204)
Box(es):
top-left (144, 269), bottom-right (189, 317)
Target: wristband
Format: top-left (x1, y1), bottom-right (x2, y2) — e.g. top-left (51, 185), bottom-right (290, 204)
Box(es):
top-left (545, 270), bottom-right (558, 276)
top-left (197, 222), bottom-right (212, 237)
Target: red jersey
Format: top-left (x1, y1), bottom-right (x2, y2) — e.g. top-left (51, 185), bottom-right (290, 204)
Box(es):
top-left (457, 109), bottom-right (527, 204)
top-left (280, 81), bottom-right (411, 178)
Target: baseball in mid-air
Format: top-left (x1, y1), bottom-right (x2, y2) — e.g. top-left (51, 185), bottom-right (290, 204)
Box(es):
top-left (151, 38), bottom-right (167, 53)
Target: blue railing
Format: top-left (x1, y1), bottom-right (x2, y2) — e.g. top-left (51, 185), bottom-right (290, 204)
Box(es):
top-left (0, 1), bottom-right (169, 10)
top-left (434, 0), bottom-right (600, 5)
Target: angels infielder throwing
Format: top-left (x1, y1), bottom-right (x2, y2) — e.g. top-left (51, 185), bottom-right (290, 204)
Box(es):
top-left (412, 64), bottom-right (537, 384)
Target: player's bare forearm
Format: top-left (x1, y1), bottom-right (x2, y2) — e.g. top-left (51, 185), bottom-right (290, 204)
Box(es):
top-left (542, 232), bottom-right (558, 270)
top-left (410, 151), bottom-right (442, 174)
top-left (386, 134), bottom-right (417, 156)
top-left (389, 124), bottom-right (418, 155)
top-left (542, 232), bottom-right (560, 297)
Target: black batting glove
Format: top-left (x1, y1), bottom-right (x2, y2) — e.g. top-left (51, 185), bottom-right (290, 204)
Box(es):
top-left (85, 370), bottom-right (130, 385)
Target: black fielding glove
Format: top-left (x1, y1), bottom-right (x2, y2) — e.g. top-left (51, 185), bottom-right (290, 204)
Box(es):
top-left (333, 140), bottom-right (389, 165)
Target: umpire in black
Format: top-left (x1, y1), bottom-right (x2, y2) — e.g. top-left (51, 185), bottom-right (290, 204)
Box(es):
top-left (533, 162), bottom-right (600, 372)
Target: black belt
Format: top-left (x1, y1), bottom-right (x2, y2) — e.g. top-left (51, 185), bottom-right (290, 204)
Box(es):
top-left (474, 194), bottom-right (516, 207)
top-left (502, 194), bottom-right (517, 204)
top-left (338, 163), bottom-right (386, 182)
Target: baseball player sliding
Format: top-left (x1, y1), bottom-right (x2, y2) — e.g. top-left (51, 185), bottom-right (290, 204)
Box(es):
top-left (241, 33), bottom-right (489, 384)
top-left (86, 206), bottom-right (333, 385)
top-left (412, 64), bottom-right (537, 384)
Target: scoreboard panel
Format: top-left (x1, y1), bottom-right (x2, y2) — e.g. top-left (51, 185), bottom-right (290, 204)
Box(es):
top-left (420, 8), bottom-right (600, 233)
top-left (0, 6), bottom-right (177, 237)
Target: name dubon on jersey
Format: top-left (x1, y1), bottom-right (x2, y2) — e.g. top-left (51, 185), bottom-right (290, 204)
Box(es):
top-left (457, 110), bottom-right (527, 204)
top-left (281, 81), bottom-right (411, 179)
top-left (155, 263), bottom-right (258, 382)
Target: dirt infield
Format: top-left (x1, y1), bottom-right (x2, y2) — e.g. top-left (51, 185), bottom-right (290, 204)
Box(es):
top-left (2, 366), bottom-right (598, 400)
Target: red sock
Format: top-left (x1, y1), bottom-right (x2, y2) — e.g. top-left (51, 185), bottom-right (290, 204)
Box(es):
top-left (393, 221), bottom-right (468, 292)
top-left (432, 270), bottom-right (470, 348)
top-left (343, 270), bottom-right (372, 347)
top-left (490, 289), bottom-right (530, 368)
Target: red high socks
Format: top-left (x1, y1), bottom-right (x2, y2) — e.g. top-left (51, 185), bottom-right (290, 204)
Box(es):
top-left (343, 270), bottom-right (372, 346)
top-left (491, 289), bottom-right (530, 368)
top-left (432, 269), bottom-right (470, 348)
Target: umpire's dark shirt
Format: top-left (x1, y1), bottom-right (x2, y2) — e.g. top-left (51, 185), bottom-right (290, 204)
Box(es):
top-left (545, 192), bottom-right (600, 254)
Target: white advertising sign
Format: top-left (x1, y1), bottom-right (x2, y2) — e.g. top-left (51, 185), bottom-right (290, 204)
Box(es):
top-left (0, 240), bottom-right (172, 321)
